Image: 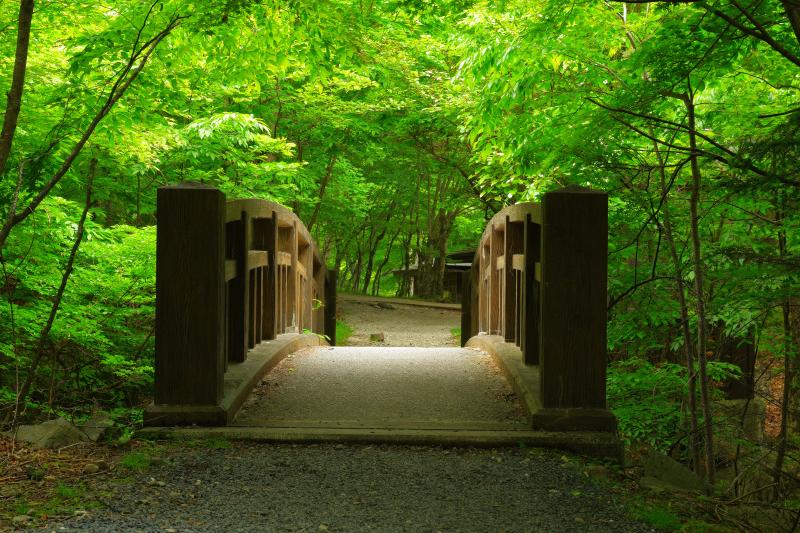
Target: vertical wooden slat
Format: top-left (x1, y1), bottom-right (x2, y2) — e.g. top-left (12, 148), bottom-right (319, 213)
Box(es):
top-left (289, 222), bottom-right (298, 332)
top-left (521, 214), bottom-right (541, 365)
top-left (227, 210), bottom-right (250, 363)
top-left (262, 212), bottom-right (278, 340)
top-left (503, 216), bottom-right (516, 342)
top-left (248, 268), bottom-right (256, 349)
top-left (154, 184), bottom-right (225, 406)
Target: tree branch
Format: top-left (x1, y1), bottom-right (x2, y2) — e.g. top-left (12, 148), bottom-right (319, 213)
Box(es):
top-left (0, 0), bottom-right (35, 178)
top-left (0, 9), bottom-right (186, 250)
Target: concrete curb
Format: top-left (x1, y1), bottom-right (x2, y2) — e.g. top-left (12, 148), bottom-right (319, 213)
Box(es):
top-left (136, 426), bottom-right (624, 460)
top-left (144, 333), bottom-right (323, 426)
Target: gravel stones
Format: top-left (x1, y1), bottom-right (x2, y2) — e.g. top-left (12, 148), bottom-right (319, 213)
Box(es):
top-left (41, 443), bottom-right (650, 532)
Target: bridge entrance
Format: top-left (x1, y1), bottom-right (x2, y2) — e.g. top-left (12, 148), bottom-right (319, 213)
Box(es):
top-left (143, 183), bottom-right (620, 459)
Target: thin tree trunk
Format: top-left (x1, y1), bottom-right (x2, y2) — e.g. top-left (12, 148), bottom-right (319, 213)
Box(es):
top-left (782, 0), bottom-right (800, 48)
top-left (0, 0), bottom-right (34, 178)
top-left (11, 158), bottom-right (96, 424)
top-left (307, 154), bottom-right (337, 232)
top-left (773, 201), bottom-right (792, 499)
top-left (655, 137), bottom-right (701, 473)
top-left (685, 92), bottom-right (715, 486)
top-left (373, 226), bottom-right (402, 295)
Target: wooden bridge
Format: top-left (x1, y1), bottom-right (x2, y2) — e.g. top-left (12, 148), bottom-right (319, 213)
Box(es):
top-left (145, 183), bottom-right (617, 451)
top-left (145, 183), bottom-right (336, 426)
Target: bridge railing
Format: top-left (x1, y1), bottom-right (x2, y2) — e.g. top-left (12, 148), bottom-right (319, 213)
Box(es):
top-left (151, 183), bottom-right (336, 413)
top-left (462, 186), bottom-right (609, 411)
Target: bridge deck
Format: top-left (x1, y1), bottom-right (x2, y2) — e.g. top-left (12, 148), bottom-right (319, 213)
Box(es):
top-left (233, 345), bottom-right (529, 431)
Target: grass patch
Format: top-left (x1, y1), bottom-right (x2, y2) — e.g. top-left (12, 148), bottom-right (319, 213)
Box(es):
top-left (55, 483), bottom-right (80, 499)
top-left (634, 505), bottom-right (682, 531)
top-left (185, 437), bottom-right (232, 450)
top-left (119, 451), bottom-right (151, 471)
top-left (336, 320), bottom-right (353, 345)
top-left (450, 327), bottom-right (461, 342)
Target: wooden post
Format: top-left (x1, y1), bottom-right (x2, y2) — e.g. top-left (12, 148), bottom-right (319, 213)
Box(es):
top-left (227, 210), bottom-right (250, 362)
top-left (154, 183), bottom-right (225, 406)
top-left (540, 186), bottom-right (608, 409)
top-left (521, 215), bottom-right (540, 365)
top-left (324, 269), bottom-right (337, 345)
top-left (461, 270), bottom-right (471, 347)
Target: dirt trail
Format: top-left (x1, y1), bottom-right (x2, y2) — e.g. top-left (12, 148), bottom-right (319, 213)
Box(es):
top-left (338, 297), bottom-right (460, 347)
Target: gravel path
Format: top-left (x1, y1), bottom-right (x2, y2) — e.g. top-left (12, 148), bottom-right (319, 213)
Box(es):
top-left (44, 442), bottom-right (651, 532)
top-left (234, 346), bottom-right (527, 430)
top-left (339, 300), bottom-right (460, 347)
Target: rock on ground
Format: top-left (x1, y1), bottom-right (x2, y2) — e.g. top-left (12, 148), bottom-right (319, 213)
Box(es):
top-left (10, 418), bottom-right (88, 449)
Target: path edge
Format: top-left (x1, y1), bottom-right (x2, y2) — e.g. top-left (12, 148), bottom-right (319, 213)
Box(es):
top-left (136, 426), bottom-right (624, 461)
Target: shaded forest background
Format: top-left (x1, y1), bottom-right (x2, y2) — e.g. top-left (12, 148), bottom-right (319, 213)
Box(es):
top-left (1, 0), bottom-right (799, 517)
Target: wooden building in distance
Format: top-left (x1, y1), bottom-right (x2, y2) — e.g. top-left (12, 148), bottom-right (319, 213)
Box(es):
top-left (393, 249), bottom-right (474, 302)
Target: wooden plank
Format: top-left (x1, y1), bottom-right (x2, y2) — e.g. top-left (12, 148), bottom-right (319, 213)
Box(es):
top-left (225, 260), bottom-right (237, 282)
top-left (496, 255), bottom-right (505, 270)
top-left (248, 268), bottom-right (256, 349)
top-left (247, 250), bottom-right (268, 270)
top-left (521, 215), bottom-right (540, 366)
top-left (512, 254), bottom-right (524, 272)
top-left (503, 217), bottom-right (519, 343)
top-left (290, 221), bottom-right (298, 332)
top-left (154, 184), bottom-right (225, 406)
top-left (540, 186), bottom-right (607, 409)
top-left (226, 211), bottom-right (250, 363)
top-left (261, 213), bottom-right (278, 340)
top-left (277, 251), bottom-right (291, 266)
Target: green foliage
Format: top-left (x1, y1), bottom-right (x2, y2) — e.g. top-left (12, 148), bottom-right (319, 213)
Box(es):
top-left (450, 327), bottom-right (461, 342)
top-left (336, 320), bottom-right (354, 346)
top-left (1, 197), bottom-right (155, 421)
top-left (608, 358), bottom-right (741, 450)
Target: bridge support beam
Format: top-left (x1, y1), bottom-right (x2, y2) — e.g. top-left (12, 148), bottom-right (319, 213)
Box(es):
top-left (152, 183), bottom-right (226, 417)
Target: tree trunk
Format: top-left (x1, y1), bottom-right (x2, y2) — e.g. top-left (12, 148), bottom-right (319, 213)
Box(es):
top-left (685, 92), bottom-right (715, 486)
top-left (0, 0), bottom-right (34, 178)
top-left (307, 153), bottom-right (337, 232)
top-left (11, 158), bottom-right (95, 424)
top-left (655, 137), bottom-right (702, 474)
